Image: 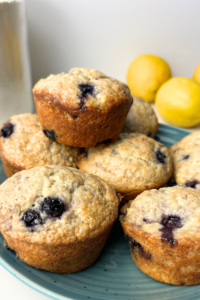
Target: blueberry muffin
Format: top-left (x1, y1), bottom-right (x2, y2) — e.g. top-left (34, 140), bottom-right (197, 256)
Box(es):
top-left (0, 114), bottom-right (80, 177)
top-left (32, 68), bottom-right (133, 147)
top-left (122, 96), bottom-right (158, 137)
top-left (170, 132), bottom-right (200, 189)
top-left (120, 186), bottom-right (200, 285)
top-left (78, 133), bottom-right (172, 203)
top-left (0, 165), bottom-right (119, 273)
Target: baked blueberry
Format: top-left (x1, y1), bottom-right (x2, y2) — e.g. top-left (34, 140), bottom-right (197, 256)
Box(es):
top-left (22, 209), bottom-right (42, 227)
top-left (185, 180), bottom-right (199, 189)
top-left (182, 155), bottom-right (189, 160)
top-left (78, 84), bottom-right (95, 109)
top-left (1, 122), bottom-right (14, 138)
top-left (40, 197), bottom-right (64, 218)
top-left (125, 235), bottom-right (151, 259)
top-left (160, 214), bottom-right (182, 246)
top-left (156, 150), bottom-right (166, 164)
top-left (43, 130), bottom-right (56, 142)
top-left (160, 215), bottom-right (182, 229)
top-left (5, 243), bottom-right (16, 254)
top-left (79, 84), bottom-right (94, 97)
top-left (125, 235), bottom-right (142, 249)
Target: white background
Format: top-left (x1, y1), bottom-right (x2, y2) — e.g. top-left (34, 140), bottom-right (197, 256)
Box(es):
top-left (1, 0), bottom-right (200, 299)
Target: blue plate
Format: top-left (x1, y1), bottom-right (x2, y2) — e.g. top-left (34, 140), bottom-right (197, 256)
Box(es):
top-left (1, 124), bottom-right (199, 300)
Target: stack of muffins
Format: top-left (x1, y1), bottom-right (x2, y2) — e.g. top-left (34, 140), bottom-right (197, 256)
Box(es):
top-left (0, 68), bottom-right (199, 286)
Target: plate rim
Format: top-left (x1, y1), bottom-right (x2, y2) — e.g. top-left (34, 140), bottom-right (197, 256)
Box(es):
top-left (0, 123), bottom-right (191, 300)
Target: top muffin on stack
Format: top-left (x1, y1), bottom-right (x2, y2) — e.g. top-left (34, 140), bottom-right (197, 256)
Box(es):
top-left (32, 68), bottom-right (133, 147)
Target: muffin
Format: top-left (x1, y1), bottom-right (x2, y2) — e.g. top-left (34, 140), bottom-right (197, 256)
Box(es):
top-left (120, 186), bottom-right (200, 285)
top-left (78, 133), bottom-right (172, 203)
top-left (122, 96), bottom-right (158, 137)
top-left (0, 114), bottom-right (80, 177)
top-left (32, 68), bottom-right (133, 147)
top-left (170, 132), bottom-right (200, 189)
top-left (0, 165), bottom-right (119, 273)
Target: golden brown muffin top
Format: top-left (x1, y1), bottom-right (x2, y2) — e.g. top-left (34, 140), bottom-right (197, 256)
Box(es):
top-left (32, 68), bottom-right (132, 111)
top-left (120, 186), bottom-right (200, 241)
top-left (0, 166), bottom-right (119, 244)
top-left (78, 133), bottom-right (173, 195)
top-left (122, 96), bottom-right (158, 137)
top-left (0, 114), bottom-right (79, 170)
top-left (170, 132), bottom-right (200, 189)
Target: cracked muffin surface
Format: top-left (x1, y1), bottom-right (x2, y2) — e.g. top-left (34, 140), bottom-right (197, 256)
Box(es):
top-left (32, 68), bottom-right (132, 147)
top-left (122, 96), bottom-right (158, 137)
top-left (0, 165), bottom-right (119, 244)
top-left (170, 132), bottom-right (200, 189)
top-left (0, 114), bottom-right (79, 177)
top-left (120, 187), bottom-right (200, 285)
top-left (33, 68), bottom-right (132, 111)
top-left (78, 133), bottom-right (172, 202)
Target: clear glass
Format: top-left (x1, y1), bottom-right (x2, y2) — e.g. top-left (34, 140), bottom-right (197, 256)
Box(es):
top-left (0, 0), bottom-right (33, 124)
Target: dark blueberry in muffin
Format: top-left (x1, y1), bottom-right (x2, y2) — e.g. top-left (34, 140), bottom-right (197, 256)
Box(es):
top-left (79, 84), bottom-right (94, 97)
top-left (160, 214), bottom-right (182, 247)
top-left (43, 130), bottom-right (56, 142)
top-left (160, 215), bottom-right (182, 229)
top-left (160, 228), bottom-right (177, 246)
top-left (125, 235), bottom-right (151, 259)
top-left (40, 197), bottom-right (64, 218)
top-left (182, 154), bottom-right (189, 160)
top-left (125, 235), bottom-right (143, 250)
top-left (1, 122), bottom-right (14, 138)
top-left (185, 180), bottom-right (199, 189)
top-left (156, 150), bottom-right (166, 164)
top-left (22, 209), bottom-right (42, 227)
top-left (78, 84), bottom-right (95, 109)
top-left (5, 243), bottom-right (16, 254)
top-left (143, 218), bottom-right (147, 222)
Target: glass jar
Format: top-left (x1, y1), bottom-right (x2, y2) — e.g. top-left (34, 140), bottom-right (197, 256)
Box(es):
top-left (0, 0), bottom-right (33, 124)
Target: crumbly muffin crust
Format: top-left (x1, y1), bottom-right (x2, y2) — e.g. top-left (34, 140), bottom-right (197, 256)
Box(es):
top-left (78, 133), bottom-right (172, 202)
top-left (32, 68), bottom-right (132, 147)
top-left (122, 96), bottom-right (158, 137)
top-left (0, 114), bottom-right (79, 176)
top-left (120, 187), bottom-right (200, 285)
top-left (170, 132), bottom-right (200, 189)
top-left (0, 166), bottom-right (119, 272)
top-left (33, 68), bottom-right (132, 111)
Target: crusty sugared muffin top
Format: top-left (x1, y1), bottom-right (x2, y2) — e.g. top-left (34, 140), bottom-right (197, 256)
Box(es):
top-left (120, 187), bottom-right (200, 242)
top-left (0, 166), bottom-right (119, 244)
top-left (78, 133), bottom-right (172, 195)
top-left (32, 68), bottom-right (132, 111)
top-left (170, 132), bottom-right (200, 189)
top-left (0, 114), bottom-right (79, 170)
top-left (122, 96), bottom-right (158, 137)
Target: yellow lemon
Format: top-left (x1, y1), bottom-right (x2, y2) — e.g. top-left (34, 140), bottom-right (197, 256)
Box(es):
top-left (193, 63), bottom-right (200, 84)
top-left (127, 54), bottom-right (171, 103)
top-left (155, 77), bottom-right (200, 128)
